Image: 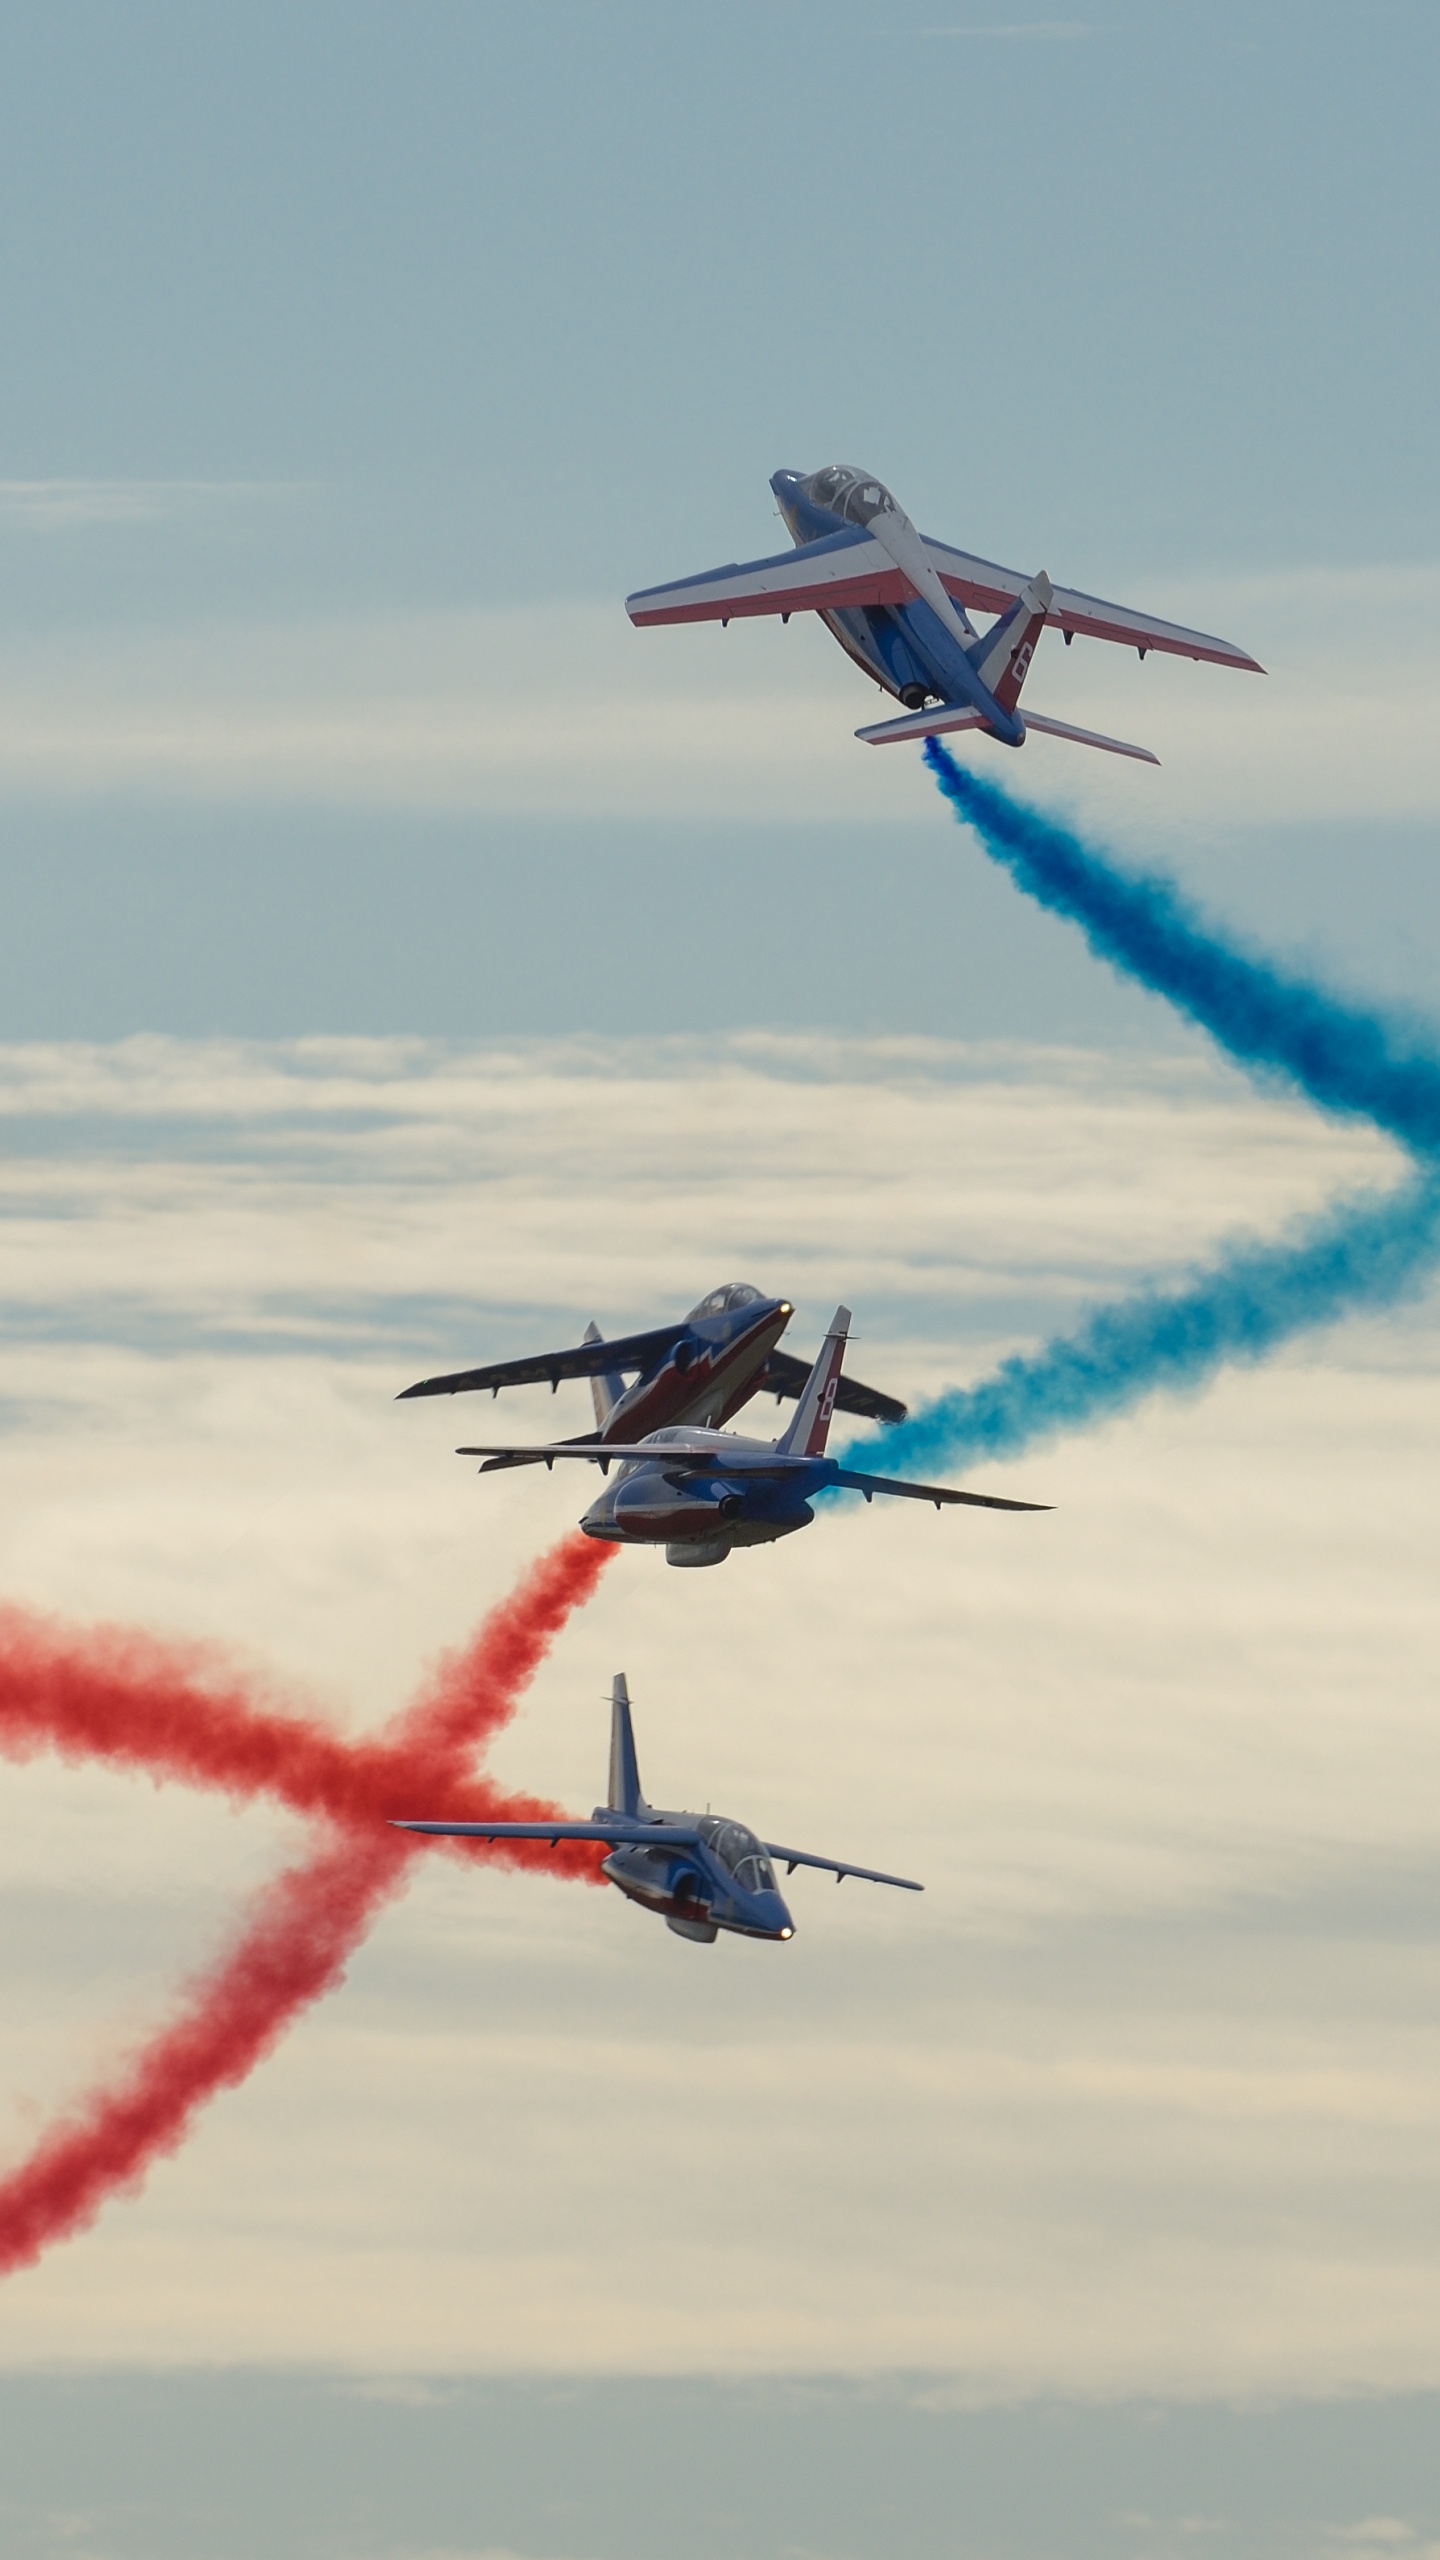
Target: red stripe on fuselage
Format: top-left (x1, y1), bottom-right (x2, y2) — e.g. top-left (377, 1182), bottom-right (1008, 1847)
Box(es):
top-left (601, 1310), bottom-right (788, 1442)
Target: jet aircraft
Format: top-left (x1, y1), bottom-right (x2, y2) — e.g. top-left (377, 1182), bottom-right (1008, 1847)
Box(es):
top-left (450, 1304), bottom-right (1048, 1567)
top-left (626, 464), bottom-right (1263, 765)
top-left (397, 1279), bottom-right (906, 1469)
top-left (394, 1673), bottom-right (921, 1943)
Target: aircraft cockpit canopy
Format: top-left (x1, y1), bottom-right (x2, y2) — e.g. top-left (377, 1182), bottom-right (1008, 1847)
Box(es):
top-left (688, 1281), bottom-right (765, 1319)
top-left (803, 464), bottom-right (896, 528)
top-left (701, 1818), bottom-right (777, 1896)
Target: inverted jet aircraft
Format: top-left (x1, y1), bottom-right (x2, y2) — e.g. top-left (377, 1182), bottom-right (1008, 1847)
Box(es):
top-left (397, 1280), bottom-right (906, 1469)
top-left (394, 1672), bottom-right (921, 1943)
top-left (452, 1304), bottom-right (1047, 1567)
top-left (626, 464), bottom-right (1263, 765)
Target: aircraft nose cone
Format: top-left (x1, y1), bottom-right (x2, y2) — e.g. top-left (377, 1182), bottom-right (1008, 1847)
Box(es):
top-left (756, 1889), bottom-right (794, 1940)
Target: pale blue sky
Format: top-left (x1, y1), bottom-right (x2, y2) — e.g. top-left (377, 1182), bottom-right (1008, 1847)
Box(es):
top-left (0, 0), bottom-right (1434, 577)
top-left (0, 0), bottom-right (1434, 1045)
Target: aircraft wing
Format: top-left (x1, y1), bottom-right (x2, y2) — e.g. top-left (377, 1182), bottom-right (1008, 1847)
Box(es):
top-left (455, 1442), bottom-right (863, 1472)
top-left (923, 536), bottom-right (1263, 672)
top-left (757, 1348), bottom-right (907, 1426)
top-left (471, 1435), bottom-right (603, 1475)
top-left (458, 1440), bottom-right (673, 1466)
top-left (452, 1445), bottom-right (1051, 1508)
top-left (832, 1466), bottom-right (1050, 1512)
top-left (626, 527), bottom-right (908, 627)
top-left (763, 1843), bottom-right (923, 1891)
top-left (392, 1817), bottom-right (702, 1845)
top-left (398, 1320), bottom-right (688, 1401)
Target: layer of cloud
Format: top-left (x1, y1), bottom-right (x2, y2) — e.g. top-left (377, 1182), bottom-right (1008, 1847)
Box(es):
top-left (0, 481), bottom-right (290, 532)
top-left (0, 1035), bottom-right (1439, 2386)
top-left (0, 567), bottom-right (1432, 828)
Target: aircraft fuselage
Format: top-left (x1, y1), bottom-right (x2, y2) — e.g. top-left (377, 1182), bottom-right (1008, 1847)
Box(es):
top-left (602, 1812), bottom-right (794, 1943)
top-left (598, 1293), bottom-right (792, 1443)
top-left (770, 468), bottom-right (1024, 745)
top-left (581, 1424), bottom-right (826, 1567)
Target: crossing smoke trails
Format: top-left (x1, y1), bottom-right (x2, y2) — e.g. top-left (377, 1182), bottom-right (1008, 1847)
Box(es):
top-left (0, 1532), bottom-right (611, 2277)
top-left (841, 741), bottom-right (1440, 1479)
top-left (7, 744), bottom-right (1439, 2274)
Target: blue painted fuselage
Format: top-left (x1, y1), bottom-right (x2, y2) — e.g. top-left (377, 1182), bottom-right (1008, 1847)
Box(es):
top-left (602, 1814), bottom-right (792, 1944)
top-left (770, 469), bottom-right (1014, 735)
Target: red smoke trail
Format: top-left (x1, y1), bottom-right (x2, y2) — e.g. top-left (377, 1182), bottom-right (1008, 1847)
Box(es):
top-left (0, 1533), bottom-right (611, 1858)
top-left (0, 1532), bottom-right (612, 2278)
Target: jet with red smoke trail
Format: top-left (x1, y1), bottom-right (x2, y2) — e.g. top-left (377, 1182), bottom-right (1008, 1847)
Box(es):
top-left (626, 463), bottom-right (1262, 764)
top-left (396, 1672), bottom-right (921, 1943)
top-left (397, 1279), bottom-right (906, 1468)
top-left (452, 1305), bottom-right (1049, 1568)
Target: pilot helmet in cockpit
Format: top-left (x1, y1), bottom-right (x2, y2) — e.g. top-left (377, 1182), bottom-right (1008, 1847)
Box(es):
top-left (804, 465), bottom-right (896, 528)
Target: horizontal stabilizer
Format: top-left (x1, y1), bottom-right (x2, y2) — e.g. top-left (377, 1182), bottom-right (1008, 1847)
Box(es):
top-left (855, 703), bottom-right (988, 747)
top-left (1019, 708), bottom-right (1159, 765)
top-left (856, 700), bottom-right (1158, 761)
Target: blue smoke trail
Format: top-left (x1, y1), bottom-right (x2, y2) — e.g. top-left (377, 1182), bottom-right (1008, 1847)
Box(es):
top-left (837, 744), bottom-right (1440, 1478)
top-left (922, 740), bottom-right (1440, 1153)
top-left (852, 1169), bottom-right (1440, 1480)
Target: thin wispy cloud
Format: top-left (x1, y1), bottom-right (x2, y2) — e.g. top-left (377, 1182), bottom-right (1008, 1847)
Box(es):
top-left (0, 480), bottom-right (295, 532)
top-left (0, 576), bottom-right (1431, 829)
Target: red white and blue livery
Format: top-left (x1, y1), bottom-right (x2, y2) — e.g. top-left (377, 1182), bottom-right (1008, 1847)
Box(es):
top-left (449, 1304), bottom-right (1048, 1569)
top-left (626, 464), bottom-right (1263, 765)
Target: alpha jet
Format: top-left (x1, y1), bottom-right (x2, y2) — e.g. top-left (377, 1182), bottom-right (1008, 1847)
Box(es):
top-left (627, 464), bottom-right (1263, 765)
top-left (394, 1673), bottom-right (921, 1943)
top-left (452, 1304), bottom-right (1047, 1567)
top-left (397, 1279), bottom-right (906, 1468)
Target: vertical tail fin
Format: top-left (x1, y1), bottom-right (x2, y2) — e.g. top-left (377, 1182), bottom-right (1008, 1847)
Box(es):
top-left (606, 1673), bottom-right (646, 1817)
top-left (969, 570), bottom-right (1053, 712)
top-left (776, 1307), bottom-right (851, 1458)
top-left (584, 1320), bottom-right (627, 1428)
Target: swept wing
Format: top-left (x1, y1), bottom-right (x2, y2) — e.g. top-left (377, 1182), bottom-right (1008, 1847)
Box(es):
top-left (401, 1329), bottom-right (900, 1422)
top-left (626, 532), bottom-right (1259, 673)
top-left (831, 1466), bottom-right (1049, 1512)
top-left (923, 538), bottom-right (1263, 671)
top-left (398, 1320), bottom-right (688, 1401)
top-left (626, 527), bottom-right (906, 626)
top-left (453, 1439), bottom-right (1049, 1511)
top-left (393, 1818), bottom-right (920, 1892)
top-left (392, 1817), bottom-right (702, 1846)
top-left (764, 1843), bottom-right (922, 1891)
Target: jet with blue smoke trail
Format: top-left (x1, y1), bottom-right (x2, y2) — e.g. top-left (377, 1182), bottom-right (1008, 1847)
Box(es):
top-left (627, 464), bottom-right (1262, 763)
top-left (453, 1306), bottom-right (1048, 1569)
top-left (834, 749), bottom-right (1440, 1484)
